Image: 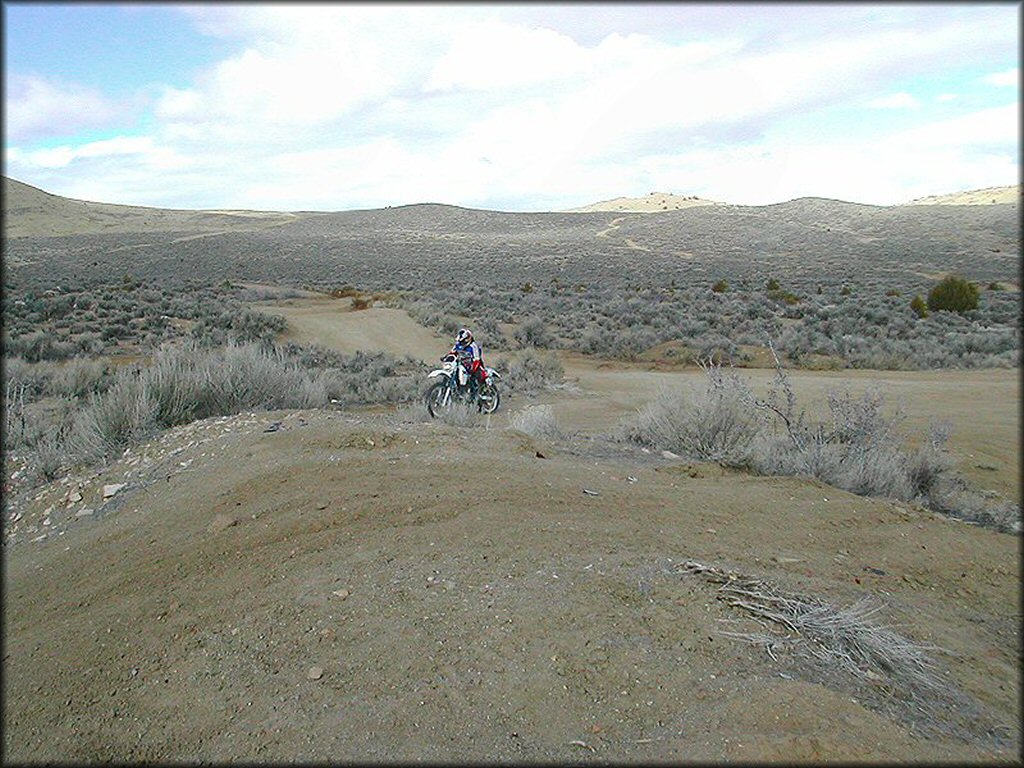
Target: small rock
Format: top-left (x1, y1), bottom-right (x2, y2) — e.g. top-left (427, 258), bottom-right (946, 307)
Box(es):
top-left (103, 483), bottom-right (127, 499)
top-left (332, 589), bottom-right (350, 600)
top-left (69, 491), bottom-right (83, 503)
top-left (661, 450), bottom-right (679, 459)
top-left (75, 508), bottom-right (94, 518)
top-left (208, 514), bottom-right (237, 533)
top-left (307, 666), bottom-right (324, 680)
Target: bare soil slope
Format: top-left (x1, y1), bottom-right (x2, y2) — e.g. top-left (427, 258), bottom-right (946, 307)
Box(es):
top-left (3, 407), bottom-right (1019, 763)
top-left (252, 301), bottom-right (1020, 504)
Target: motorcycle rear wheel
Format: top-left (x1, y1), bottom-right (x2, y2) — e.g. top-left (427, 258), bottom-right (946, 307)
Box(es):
top-left (477, 383), bottom-right (500, 414)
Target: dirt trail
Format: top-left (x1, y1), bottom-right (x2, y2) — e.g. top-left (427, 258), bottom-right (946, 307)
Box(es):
top-left (254, 299), bottom-right (451, 364)
top-left (4, 305), bottom-right (1019, 763)
top-left (251, 301), bottom-right (1019, 503)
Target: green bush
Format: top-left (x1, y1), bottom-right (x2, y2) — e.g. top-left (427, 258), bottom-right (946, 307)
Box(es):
top-left (909, 294), bottom-right (928, 318)
top-left (712, 279), bottom-right (729, 293)
top-left (927, 275), bottom-right (979, 313)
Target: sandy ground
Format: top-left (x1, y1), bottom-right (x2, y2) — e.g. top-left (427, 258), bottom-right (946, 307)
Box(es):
top-left (3, 304), bottom-right (1019, 763)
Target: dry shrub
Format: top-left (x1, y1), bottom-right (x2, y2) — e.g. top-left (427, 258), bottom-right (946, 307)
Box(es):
top-left (433, 399), bottom-right (479, 428)
top-left (496, 350), bottom-right (563, 394)
top-left (625, 364), bottom-right (762, 465)
top-left (683, 561), bottom-right (941, 691)
top-left (509, 404), bottom-right (561, 439)
top-left (60, 342), bottom-right (330, 465)
top-left (620, 349), bottom-right (1013, 530)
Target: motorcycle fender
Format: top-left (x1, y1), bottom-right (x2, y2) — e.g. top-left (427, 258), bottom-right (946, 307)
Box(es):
top-left (428, 370), bottom-right (449, 379)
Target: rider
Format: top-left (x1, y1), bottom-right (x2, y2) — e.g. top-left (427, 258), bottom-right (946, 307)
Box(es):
top-left (451, 328), bottom-right (487, 392)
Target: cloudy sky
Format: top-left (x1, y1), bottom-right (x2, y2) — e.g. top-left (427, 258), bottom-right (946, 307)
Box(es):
top-left (3, 3), bottom-right (1019, 211)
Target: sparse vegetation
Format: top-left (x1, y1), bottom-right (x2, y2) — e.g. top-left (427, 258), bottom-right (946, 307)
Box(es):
top-left (621, 349), bottom-right (1019, 533)
top-left (3, 340), bottom-right (426, 483)
top-left (4, 197), bottom-right (1018, 371)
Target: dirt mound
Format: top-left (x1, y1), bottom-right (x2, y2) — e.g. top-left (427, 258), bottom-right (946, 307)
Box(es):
top-left (3, 408), bottom-right (1018, 762)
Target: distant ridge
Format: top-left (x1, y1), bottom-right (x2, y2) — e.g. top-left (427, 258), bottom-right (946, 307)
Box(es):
top-left (568, 185), bottom-right (1020, 213)
top-left (3, 177), bottom-right (299, 238)
top-left (903, 185), bottom-right (1019, 206)
top-left (565, 191), bottom-right (724, 213)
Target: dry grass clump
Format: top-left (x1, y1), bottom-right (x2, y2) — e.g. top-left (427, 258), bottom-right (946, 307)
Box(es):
top-left (508, 404), bottom-right (561, 439)
top-left (5, 341), bottom-right (428, 483)
top-left (432, 399), bottom-right (480, 428)
top-left (494, 350), bottom-right (564, 395)
top-left (682, 560), bottom-right (941, 692)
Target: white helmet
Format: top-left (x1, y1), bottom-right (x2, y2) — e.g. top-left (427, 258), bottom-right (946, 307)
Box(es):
top-left (456, 328), bottom-right (472, 344)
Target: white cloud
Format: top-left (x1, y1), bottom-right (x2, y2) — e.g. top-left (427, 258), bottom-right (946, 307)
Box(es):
top-left (425, 19), bottom-right (589, 92)
top-left (8, 135), bottom-right (158, 169)
top-left (866, 92), bottom-right (920, 109)
top-left (4, 74), bottom-right (126, 141)
top-left (889, 104), bottom-right (1019, 149)
top-left (981, 68), bottom-right (1018, 87)
top-left (6, 5), bottom-right (1018, 210)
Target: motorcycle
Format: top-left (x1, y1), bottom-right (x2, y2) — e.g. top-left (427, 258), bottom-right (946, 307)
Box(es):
top-left (425, 353), bottom-right (501, 417)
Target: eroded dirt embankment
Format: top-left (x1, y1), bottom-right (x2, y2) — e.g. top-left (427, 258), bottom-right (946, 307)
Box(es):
top-left (3, 409), bottom-right (1018, 762)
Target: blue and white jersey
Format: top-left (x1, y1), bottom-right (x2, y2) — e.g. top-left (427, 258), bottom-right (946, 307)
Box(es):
top-left (452, 340), bottom-right (482, 365)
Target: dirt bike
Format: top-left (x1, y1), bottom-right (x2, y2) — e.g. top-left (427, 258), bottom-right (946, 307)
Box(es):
top-left (425, 353), bottom-right (501, 417)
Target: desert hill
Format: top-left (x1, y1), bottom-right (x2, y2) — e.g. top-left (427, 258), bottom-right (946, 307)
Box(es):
top-left (566, 191), bottom-right (724, 213)
top-left (4, 177), bottom-right (1018, 295)
top-left (2, 177), bottom-right (302, 238)
top-left (905, 185), bottom-right (1019, 206)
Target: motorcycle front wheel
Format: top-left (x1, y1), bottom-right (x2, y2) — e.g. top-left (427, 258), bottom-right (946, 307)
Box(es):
top-left (477, 383), bottom-right (500, 414)
top-left (425, 381), bottom-right (453, 418)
